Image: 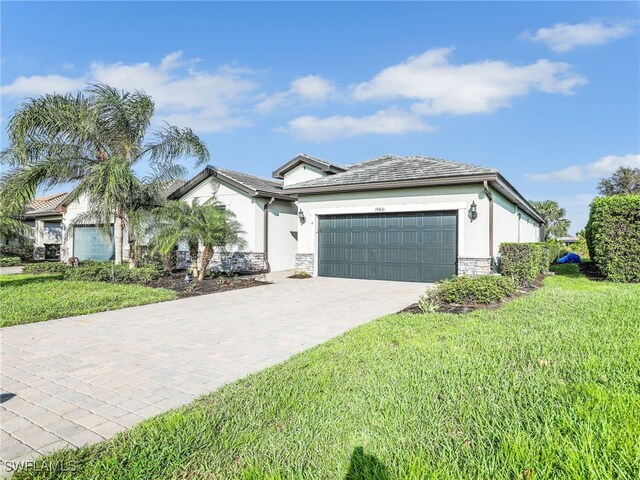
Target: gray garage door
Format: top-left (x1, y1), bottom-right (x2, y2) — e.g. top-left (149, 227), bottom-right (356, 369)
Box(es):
top-left (318, 211), bottom-right (457, 282)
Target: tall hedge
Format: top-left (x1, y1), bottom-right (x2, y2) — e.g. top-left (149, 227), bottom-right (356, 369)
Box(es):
top-left (499, 243), bottom-right (546, 286)
top-left (585, 195), bottom-right (640, 282)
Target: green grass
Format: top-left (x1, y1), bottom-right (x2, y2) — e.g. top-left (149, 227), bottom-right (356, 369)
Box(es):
top-left (0, 274), bottom-right (177, 327)
top-left (13, 265), bottom-right (640, 479)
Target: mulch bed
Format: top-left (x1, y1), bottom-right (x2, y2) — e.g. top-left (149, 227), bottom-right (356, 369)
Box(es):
top-left (399, 274), bottom-right (545, 315)
top-left (146, 272), bottom-right (268, 299)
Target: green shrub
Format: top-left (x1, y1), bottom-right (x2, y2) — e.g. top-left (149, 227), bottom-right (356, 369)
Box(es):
top-left (571, 236), bottom-right (589, 258)
top-left (585, 195), bottom-right (640, 282)
top-left (22, 261), bottom-right (163, 283)
top-left (419, 275), bottom-right (516, 311)
top-left (64, 262), bottom-right (163, 284)
top-left (499, 243), bottom-right (544, 285)
top-left (0, 244), bottom-right (34, 261)
top-left (531, 242), bottom-right (551, 272)
top-left (23, 262), bottom-right (69, 274)
top-left (0, 256), bottom-right (22, 267)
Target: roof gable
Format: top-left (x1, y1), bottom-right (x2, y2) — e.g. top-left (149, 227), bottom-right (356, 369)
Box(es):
top-left (272, 153), bottom-right (346, 179)
top-left (168, 166), bottom-right (295, 202)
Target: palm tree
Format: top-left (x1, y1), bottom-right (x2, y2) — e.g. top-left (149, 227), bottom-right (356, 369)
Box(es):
top-left (0, 84), bottom-right (209, 264)
top-left (150, 199), bottom-right (245, 281)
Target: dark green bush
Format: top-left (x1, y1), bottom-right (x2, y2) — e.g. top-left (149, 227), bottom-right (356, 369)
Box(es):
top-left (22, 261), bottom-right (163, 283)
top-left (499, 243), bottom-right (545, 285)
top-left (23, 262), bottom-right (69, 274)
top-left (64, 262), bottom-right (162, 284)
top-left (0, 256), bottom-right (22, 266)
top-left (0, 244), bottom-right (34, 261)
top-left (585, 195), bottom-right (640, 282)
top-left (420, 275), bottom-right (516, 311)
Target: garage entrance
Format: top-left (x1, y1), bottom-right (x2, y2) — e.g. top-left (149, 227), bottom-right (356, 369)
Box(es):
top-left (318, 211), bottom-right (457, 282)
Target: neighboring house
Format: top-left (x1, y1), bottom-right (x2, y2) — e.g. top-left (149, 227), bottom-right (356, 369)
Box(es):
top-left (22, 153), bottom-right (544, 283)
top-left (22, 192), bottom-right (68, 260)
top-left (558, 236), bottom-right (577, 246)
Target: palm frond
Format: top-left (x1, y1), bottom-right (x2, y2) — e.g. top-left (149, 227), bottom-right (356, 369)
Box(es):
top-left (142, 124), bottom-right (210, 168)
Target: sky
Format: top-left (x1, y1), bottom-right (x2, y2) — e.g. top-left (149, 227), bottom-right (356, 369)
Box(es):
top-left (1, 1), bottom-right (639, 232)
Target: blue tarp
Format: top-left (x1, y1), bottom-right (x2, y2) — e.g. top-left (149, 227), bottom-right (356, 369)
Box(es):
top-left (558, 253), bottom-right (581, 264)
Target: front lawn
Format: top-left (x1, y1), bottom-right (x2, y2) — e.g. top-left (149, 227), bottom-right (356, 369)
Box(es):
top-left (13, 265), bottom-right (640, 479)
top-left (0, 274), bottom-right (177, 327)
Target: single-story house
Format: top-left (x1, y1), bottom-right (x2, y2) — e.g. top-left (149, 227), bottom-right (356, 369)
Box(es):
top-left (23, 153), bottom-right (544, 283)
top-left (20, 192), bottom-right (68, 260)
top-left (167, 153), bottom-right (544, 282)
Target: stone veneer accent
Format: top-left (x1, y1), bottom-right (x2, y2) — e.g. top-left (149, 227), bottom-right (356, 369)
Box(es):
top-left (295, 253), bottom-right (314, 275)
top-left (33, 246), bottom-right (45, 261)
top-left (457, 257), bottom-right (493, 276)
top-left (177, 250), bottom-right (266, 273)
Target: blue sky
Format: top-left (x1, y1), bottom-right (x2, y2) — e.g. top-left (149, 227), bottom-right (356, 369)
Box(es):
top-left (2, 1), bottom-right (639, 232)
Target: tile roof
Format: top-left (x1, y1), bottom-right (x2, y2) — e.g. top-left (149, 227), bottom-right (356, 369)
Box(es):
top-left (284, 155), bottom-right (497, 190)
top-left (216, 167), bottom-right (285, 196)
top-left (24, 192), bottom-right (69, 216)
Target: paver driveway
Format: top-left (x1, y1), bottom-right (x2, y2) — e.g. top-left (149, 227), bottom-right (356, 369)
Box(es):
top-left (0, 275), bottom-right (426, 471)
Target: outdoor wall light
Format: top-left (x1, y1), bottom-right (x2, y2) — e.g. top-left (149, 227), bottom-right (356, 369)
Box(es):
top-left (298, 209), bottom-right (306, 224)
top-left (469, 201), bottom-right (478, 221)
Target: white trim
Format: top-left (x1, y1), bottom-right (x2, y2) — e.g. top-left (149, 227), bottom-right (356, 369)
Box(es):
top-left (307, 202), bottom-right (467, 217)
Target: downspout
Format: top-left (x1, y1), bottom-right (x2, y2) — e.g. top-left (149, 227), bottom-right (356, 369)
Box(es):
top-left (483, 181), bottom-right (494, 266)
top-left (263, 197), bottom-right (276, 273)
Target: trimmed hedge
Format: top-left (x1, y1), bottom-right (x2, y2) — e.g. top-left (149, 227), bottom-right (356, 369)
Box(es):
top-left (22, 261), bottom-right (163, 284)
top-left (585, 195), bottom-right (640, 282)
top-left (23, 262), bottom-right (69, 274)
top-left (499, 242), bottom-right (547, 286)
top-left (0, 256), bottom-right (22, 267)
top-left (0, 244), bottom-right (34, 261)
top-left (419, 275), bottom-right (516, 311)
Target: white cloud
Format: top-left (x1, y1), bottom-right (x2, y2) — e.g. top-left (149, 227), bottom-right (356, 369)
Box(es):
top-left (1, 52), bottom-right (257, 133)
top-left (284, 107), bottom-right (434, 142)
top-left (256, 75), bottom-right (335, 113)
top-left (353, 47), bottom-right (587, 115)
top-left (1, 74), bottom-right (85, 97)
top-left (521, 21), bottom-right (635, 53)
top-left (527, 154), bottom-right (640, 182)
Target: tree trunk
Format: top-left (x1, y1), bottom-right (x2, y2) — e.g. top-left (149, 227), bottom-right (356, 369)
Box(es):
top-left (114, 215), bottom-right (123, 265)
top-left (198, 245), bottom-right (213, 282)
top-left (189, 241), bottom-right (199, 278)
top-left (128, 239), bottom-right (136, 269)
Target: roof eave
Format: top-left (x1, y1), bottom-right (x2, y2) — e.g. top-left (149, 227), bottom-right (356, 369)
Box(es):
top-left (491, 175), bottom-right (545, 223)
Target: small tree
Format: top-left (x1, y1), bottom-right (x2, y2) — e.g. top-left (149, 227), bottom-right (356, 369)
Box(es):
top-left (150, 199), bottom-right (245, 281)
top-left (530, 199), bottom-right (571, 240)
top-left (597, 167), bottom-right (640, 196)
top-left (0, 84), bottom-right (209, 265)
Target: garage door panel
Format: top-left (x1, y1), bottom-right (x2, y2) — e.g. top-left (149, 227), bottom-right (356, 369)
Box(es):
top-left (318, 211), bottom-right (457, 283)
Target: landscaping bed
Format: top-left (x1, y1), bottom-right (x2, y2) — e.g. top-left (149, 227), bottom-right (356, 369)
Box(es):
top-left (11, 264), bottom-right (640, 479)
top-left (400, 274), bottom-right (544, 314)
top-left (147, 272), bottom-right (268, 298)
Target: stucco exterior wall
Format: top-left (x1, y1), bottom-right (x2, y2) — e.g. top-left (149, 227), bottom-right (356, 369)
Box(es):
top-left (265, 200), bottom-right (298, 272)
top-left (178, 177), bottom-right (298, 272)
top-left (492, 188), bottom-right (543, 256)
top-left (282, 164), bottom-right (325, 187)
top-left (179, 177), bottom-right (262, 252)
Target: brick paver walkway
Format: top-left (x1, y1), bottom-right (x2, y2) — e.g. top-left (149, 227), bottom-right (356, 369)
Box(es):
top-left (0, 275), bottom-right (426, 473)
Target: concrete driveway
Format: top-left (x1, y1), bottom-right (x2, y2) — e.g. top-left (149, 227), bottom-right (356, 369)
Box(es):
top-left (0, 274), bottom-right (426, 470)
